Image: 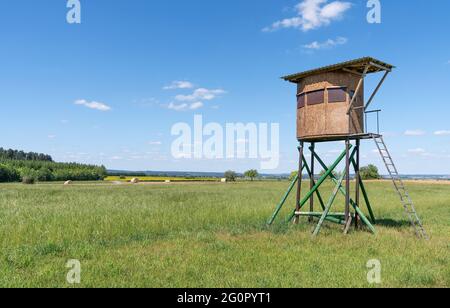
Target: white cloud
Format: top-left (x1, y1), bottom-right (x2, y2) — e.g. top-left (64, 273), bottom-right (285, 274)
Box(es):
top-left (167, 102), bottom-right (204, 111)
top-left (408, 148), bottom-right (426, 154)
top-left (434, 130), bottom-right (450, 136)
top-left (163, 81), bottom-right (194, 90)
top-left (133, 97), bottom-right (159, 107)
top-left (149, 141), bottom-right (162, 146)
top-left (404, 130), bottom-right (426, 136)
top-left (48, 135), bottom-right (56, 139)
top-left (189, 102), bottom-right (204, 110)
top-left (175, 88), bottom-right (226, 102)
top-left (303, 36), bottom-right (348, 50)
top-left (167, 102), bottom-right (189, 111)
top-left (263, 0), bottom-right (352, 32)
top-left (163, 83), bottom-right (226, 111)
top-left (75, 99), bottom-right (111, 112)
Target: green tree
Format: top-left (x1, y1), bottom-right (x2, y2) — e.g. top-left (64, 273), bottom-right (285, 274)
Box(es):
top-left (0, 164), bottom-right (20, 182)
top-left (19, 167), bottom-right (39, 183)
top-left (319, 169), bottom-right (339, 179)
top-left (289, 171), bottom-right (298, 181)
top-left (0, 156), bottom-right (106, 183)
top-left (360, 164), bottom-right (380, 180)
top-left (244, 169), bottom-right (259, 181)
top-left (224, 170), bottom-right (237, 182)
top-left (37, 168), bottom-right (54, 181)
top-left (0, 147), bottom-right (53, 161)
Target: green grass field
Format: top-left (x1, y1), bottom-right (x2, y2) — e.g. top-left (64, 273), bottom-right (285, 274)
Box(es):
top-left (105, 176), bottom-right (220, 182)
top-left (0, 181), bottom-right (449, 288)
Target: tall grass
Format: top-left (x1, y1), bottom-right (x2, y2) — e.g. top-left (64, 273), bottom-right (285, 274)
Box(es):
top-left (0, 181), bottom-right (448, 287)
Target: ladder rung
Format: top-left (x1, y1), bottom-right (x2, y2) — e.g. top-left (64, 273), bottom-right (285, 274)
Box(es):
top-left (372, 135), bottom-right (428, 239)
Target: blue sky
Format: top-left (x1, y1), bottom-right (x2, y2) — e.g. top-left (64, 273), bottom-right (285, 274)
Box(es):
top-left (0, 0), bottom-right (450, 174)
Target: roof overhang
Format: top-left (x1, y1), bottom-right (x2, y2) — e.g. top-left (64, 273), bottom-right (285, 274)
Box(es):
top-left (282, 57), bottom-right (395, 83)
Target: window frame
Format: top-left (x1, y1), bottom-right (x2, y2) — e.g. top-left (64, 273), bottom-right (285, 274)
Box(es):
top-left (297, 93), bottom-right (306, 109)
top-left (306, 89), bottom-right (325, 106)
top-left (328, 87), bottom-right (348, 104)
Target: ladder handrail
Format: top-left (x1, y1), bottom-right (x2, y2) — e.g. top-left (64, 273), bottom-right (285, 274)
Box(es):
top-left (372, 136), bottom-right (429, 240)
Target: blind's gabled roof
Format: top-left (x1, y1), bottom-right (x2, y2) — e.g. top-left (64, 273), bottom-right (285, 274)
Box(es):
top-left (282, 57), bottom-right (395, 83)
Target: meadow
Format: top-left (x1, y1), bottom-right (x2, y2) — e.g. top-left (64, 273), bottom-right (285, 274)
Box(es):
top-left (105, 176), bottom-right (220, 183)
top-left (0, 180), bottom-right (449, 288)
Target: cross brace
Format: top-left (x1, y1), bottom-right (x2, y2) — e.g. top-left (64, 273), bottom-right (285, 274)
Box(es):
top-left (267, 144), bottom-right (376, 236)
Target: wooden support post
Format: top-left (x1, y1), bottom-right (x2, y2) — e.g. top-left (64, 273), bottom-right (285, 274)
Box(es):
top-left (294, 142), bottom-right (304, 224)
top-left (345, 139), bottom-right (351, 226)
top-left (364, 71), bottom-right (390, 112)
top-left (351, 158), bottom-right (376, 224)
top-left (355, 139), bottom-right (361, 228)
top-left (309, 143), bottom-right (315, 223)
top-left (302, 157), bottom-right (326, 211)
top-left (347, 65), bottom-right (370, 115)
top-left (344, 215), bottom-right (353, 235)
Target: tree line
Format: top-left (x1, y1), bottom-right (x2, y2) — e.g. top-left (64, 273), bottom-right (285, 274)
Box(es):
top-left (0, 148), bottom-right (53, 162)
top-left (224, 170), bottom-right (260, 182)
top-left (0, 149), bottom-right (107, 183)
top-left (289, 164), bottom-right (381, 181)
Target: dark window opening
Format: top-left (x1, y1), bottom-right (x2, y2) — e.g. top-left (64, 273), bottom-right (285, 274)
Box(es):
top-left (307, 90), bottom-right (324, 105)
top-left (297, 93), bottom-right (306, 109)
top-left (328, 87), bottom-right (347, 103)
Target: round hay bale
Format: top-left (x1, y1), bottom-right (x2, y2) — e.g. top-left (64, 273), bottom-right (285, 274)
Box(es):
top-left (221, 178), bottom-right (227, 183)
top-left (130, 178), bottom-right (139, 184)
top-left (22, 177), bottom-right (35, 185)
top-left (165, 180), bottom-right (171, 183)
top-left (64, 180), bottom-right (73, 186)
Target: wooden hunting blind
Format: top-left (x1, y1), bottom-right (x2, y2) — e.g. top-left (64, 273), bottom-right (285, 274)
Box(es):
top-left (285, 57), bottom-right (394, 141)
top-left (268, 57), bottom-right (428, 239)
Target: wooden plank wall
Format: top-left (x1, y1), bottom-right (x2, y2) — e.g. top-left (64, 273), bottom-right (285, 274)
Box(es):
top-left (296, 71), bottom-right (364, 140)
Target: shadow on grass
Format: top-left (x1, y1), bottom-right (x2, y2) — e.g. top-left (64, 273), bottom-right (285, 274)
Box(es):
top-left (376, 219), bottom-right (412, 228)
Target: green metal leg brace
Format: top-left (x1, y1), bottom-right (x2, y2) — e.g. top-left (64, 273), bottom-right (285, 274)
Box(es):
top-left (312, 151), bottom-right (376, 234)
top-left (285, 146), bottom-right (351, 223)
top-left (351, 158), bottom-right (376, 224)
top-left (267, 165), bottom-right (305, 226)
top-left (302, 157), bottom-right (326, 211)
top-left (313, 160), bottom-right (352, 236)
top-left (267, 143), bottom-right (377, 236)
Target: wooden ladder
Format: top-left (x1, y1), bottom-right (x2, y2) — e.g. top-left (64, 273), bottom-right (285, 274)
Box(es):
top-left (372, 136), bottom-right (429, 239)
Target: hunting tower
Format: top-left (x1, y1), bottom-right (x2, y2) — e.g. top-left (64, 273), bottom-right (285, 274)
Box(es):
top-left (268, 57), bottom-right (428, 239)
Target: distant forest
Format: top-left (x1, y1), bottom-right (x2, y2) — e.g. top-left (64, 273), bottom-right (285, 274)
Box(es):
top-left (0, 148), bottom-right (106, 183)
top-left (0, 148), bottom-right (53, 162)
